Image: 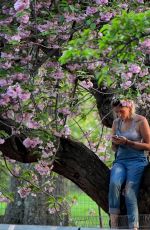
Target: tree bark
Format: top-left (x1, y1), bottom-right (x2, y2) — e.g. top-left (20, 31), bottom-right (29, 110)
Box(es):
top-left (53, 137), bottom-right (110, 213)
top-left (3, 168), bottom-right (69, 225)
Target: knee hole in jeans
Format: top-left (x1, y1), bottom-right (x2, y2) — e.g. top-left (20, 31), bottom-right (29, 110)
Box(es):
top-left (124, 181), bottom-right (138, 197)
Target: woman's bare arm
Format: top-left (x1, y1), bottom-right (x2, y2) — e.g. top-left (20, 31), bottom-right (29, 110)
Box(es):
top-left (126, 117), bottom-right (150, 151)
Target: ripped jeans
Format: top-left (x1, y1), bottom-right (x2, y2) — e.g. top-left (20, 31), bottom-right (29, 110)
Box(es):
top-left (109, 158), bottom-right (148, 229)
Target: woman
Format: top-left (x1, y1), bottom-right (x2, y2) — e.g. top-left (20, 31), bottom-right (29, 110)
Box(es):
top-left (109, 98), bottom-right (150, 230)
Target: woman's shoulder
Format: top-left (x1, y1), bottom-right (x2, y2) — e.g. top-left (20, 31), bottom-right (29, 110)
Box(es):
top-left (133, 114), bottom-right (147, 123)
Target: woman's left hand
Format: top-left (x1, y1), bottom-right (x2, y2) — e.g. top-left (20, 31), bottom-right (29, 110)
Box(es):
top-left (112, 136), bottom-right (127, 145)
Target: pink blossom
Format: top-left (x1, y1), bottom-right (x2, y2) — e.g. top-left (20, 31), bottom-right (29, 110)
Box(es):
top-left (6, 110), bottom-right (15, 119)
top-left (63, 125), bottom-right (71, 138)
top-left (0, 61), bottom-right (12, 69)
top-left (0, 139), bottom-right (5, 144)
top-left (121, 3), bottom-right (128, 9)
top-left (137, 0), bottom-right (144, 3)
top-left (129, 64), bottom-right (141, 74)
top-left (100, 155), bottom-right (110, 162)
top-left (26, 120), bottom-right (39, 129)
top-left (12, 166), bottom-right (20, 176)
top-left (0, 94), bottom-right (10, 106)
top-left (11, 34), bottom-right (21, 42)
top-left (80, 80), bottom-right (93, 89)
top-left (98, 146), bottom-right (106, 153)
top-left (58, 108), bottom-right (71, 116)
top-left (11, 73), bottom-right (29, 81)
top-left (66, 64), bottom-right (81, 71)
top-left (18, 187), bottom-right (31, 198)
top-left (19, 14), bottom-right (30, 24)
top-left (42, 149), bottom-right (53, 158)
top-left (120, 80), bottom-right (132, 89)
top-left (121, 72), bottom-right (132, 80)
top-left (100, 12), bottom-right (113, 22)
top-left (140, 39), bottom-right (150, 54)
top-left (23, 137), bottom-right (43, 148)
top-left (6, 85), bottom-right (30, 101)
top-left (35, 161), bottom-right (51, 175)
top-left (52, 70), bottom-right (64, 79)
top-left (95, 0), bottom-right (108, 4)
top-left (19, 92), bottom-right (31, 101)
top-left (0, 17), bottom-right (13, 25)
top-left (139, 69), bottom-right (149, 77)
top-left (7, 87), bottom-right (18, 98)
top-left (18, 30), bottom-right (31, 39)
top-left (64, 13), bottom-right (76, 22)
top-left (86, 7), bottom-right (98, 16)
top-left (105, 134), bottom-right (112, 141)
top-left (37, 103), bottom-right (45, 111)
top-left (0, 79), bottom-right (7, 87)
top-left (120, 100), bottom-right (133, 108)
top-left (68, 74), bottom-right (76, 83)
top-left (6, 157), bottom-right (16, 163)
top-left (14, 0), bottom-right (30, 12)
top-left (1, 52), bottom-right (14, 59)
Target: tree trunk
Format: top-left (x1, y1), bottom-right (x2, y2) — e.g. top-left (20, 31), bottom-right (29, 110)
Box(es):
top-left (3, 166), bottom-right (69, 225)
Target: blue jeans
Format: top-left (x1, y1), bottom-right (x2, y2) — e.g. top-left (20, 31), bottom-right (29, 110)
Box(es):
top-left (109, 158), bottom-right (148, 229)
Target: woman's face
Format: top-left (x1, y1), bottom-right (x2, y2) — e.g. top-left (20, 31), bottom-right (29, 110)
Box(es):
top-left (113, 106), bottom-right (131, 120)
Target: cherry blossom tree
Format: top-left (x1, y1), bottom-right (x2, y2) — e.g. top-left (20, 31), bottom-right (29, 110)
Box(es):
top-left (0, 0), bottom-right (150, 227)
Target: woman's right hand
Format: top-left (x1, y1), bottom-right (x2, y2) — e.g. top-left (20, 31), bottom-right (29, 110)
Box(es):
top-left (112, 135), bottom-right (120, 145)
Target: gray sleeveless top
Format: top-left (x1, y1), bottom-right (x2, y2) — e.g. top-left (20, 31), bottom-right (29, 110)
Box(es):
top-left (114, 118), bottom-right (146, 160)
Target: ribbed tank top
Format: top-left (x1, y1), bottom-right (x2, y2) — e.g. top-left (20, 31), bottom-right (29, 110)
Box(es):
top-left (115, 118), bottom-right (146, 160)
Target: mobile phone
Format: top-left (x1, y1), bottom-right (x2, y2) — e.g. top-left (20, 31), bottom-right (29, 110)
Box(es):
top-left (112, 135), bottom-right (118, 139)
top-left (113, 135), bottom-right (118, 138)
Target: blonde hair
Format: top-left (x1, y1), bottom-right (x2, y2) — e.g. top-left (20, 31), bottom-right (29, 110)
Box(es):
top-left (111, 98), bottom-right (136, 117)
top-left (120, 100), bottom-right (136, 117)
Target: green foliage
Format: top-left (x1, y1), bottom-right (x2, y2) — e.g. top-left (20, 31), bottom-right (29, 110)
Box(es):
top-left (99, 10), bottom-right (150, 57)
top-left (60, 9), bottom-right (150, 99)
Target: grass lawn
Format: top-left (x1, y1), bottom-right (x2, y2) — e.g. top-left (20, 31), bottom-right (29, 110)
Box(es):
top-left (0, 203), bottom-right (7, 216)
top-left (68, 191), bottom-right (109, 227)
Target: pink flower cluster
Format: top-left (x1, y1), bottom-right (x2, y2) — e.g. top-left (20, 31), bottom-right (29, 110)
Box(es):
top-left (58, 108), bottom-right (71, 116)
top-left (121, 72), bottom-right (132, 80)
top-left (140, 39), bottom-right (150, 55)
top-left (80, 80), bottom-right (93, 89)
top-left (14, 0), bottom-right (30, 12)
top-left (120, 80), bottom-right (132, 89)
top-left (63, 125), bottom-right (71, 138)
top-left (100, 12), bottom-right (113, 22)
top-left (18, 187), bottom-right (31, 198)
top-left (37, 21), bottom-right (58, 33)
top-left (6, 84), bottom-right (31, 101)
top-left (129, 64), bottom-right (141, 74)
top-left (17, 14), bottom-right (30, 24)
top-left (14, 113), bottom-right (39, 129)
top-left (0, 138), bottom-right (5, 144)
top-left (42, 142), bottom-right (56, 159)
top-left (23, 137), bottom-right (43, 149)
top-left (120, 100), bottom-right (133, 108)
top-left (52, 70), bottom-right (64, 79)
top-left (86, 7), bottom-right (98, 16)
top-left (95, 0), bottom-right (108, 5)
top-left (35, 161), bottom-right (52, 176)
